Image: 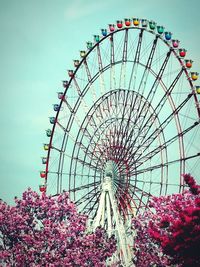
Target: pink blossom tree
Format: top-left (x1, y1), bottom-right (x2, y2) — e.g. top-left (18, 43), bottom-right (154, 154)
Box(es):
top-left (0, 189), bottom-right (116, 266)
top-left (132, 174), bottom-right (200, 267)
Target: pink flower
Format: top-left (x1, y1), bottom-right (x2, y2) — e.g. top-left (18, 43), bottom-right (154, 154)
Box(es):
top-left (0, 189), bottom-right (116, 266)
top-left (132, 174), bottom-right (200, 267)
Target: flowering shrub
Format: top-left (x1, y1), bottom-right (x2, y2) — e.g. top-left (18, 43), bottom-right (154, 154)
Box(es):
top-left (132, 174), bottom-right (200, 267)
top-left (0, 189), bottom-right (116, 266)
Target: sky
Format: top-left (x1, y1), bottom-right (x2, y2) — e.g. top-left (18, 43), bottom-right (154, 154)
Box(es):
top-left (0, 0), bottom-right (200, 204)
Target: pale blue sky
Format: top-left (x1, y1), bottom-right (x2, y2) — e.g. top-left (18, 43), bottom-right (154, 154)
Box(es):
top-left (0, 0), bottom-right (200, 204)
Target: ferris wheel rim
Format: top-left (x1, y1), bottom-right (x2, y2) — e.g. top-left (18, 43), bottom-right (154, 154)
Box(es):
top-left (41, 19), bottom-right (200, 216)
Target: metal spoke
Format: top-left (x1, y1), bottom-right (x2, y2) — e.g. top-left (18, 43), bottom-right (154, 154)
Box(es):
top-left (135, 121), bottom-right (199, 166)
top-left (130, 154), bottom-right (200, 176)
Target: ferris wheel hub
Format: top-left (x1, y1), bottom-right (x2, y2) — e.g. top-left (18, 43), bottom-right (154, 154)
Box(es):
top-left (102, 177), bottom-right (113, 191)
top-left (104, 160), bottom-right (114, 178)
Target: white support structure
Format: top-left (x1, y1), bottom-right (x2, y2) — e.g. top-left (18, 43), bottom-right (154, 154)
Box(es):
top-left (93, 162), bottom-right (134, 267)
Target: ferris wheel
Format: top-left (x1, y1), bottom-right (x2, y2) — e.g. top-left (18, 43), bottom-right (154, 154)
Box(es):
top-left (40, 18), bottom-right (200, 266)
